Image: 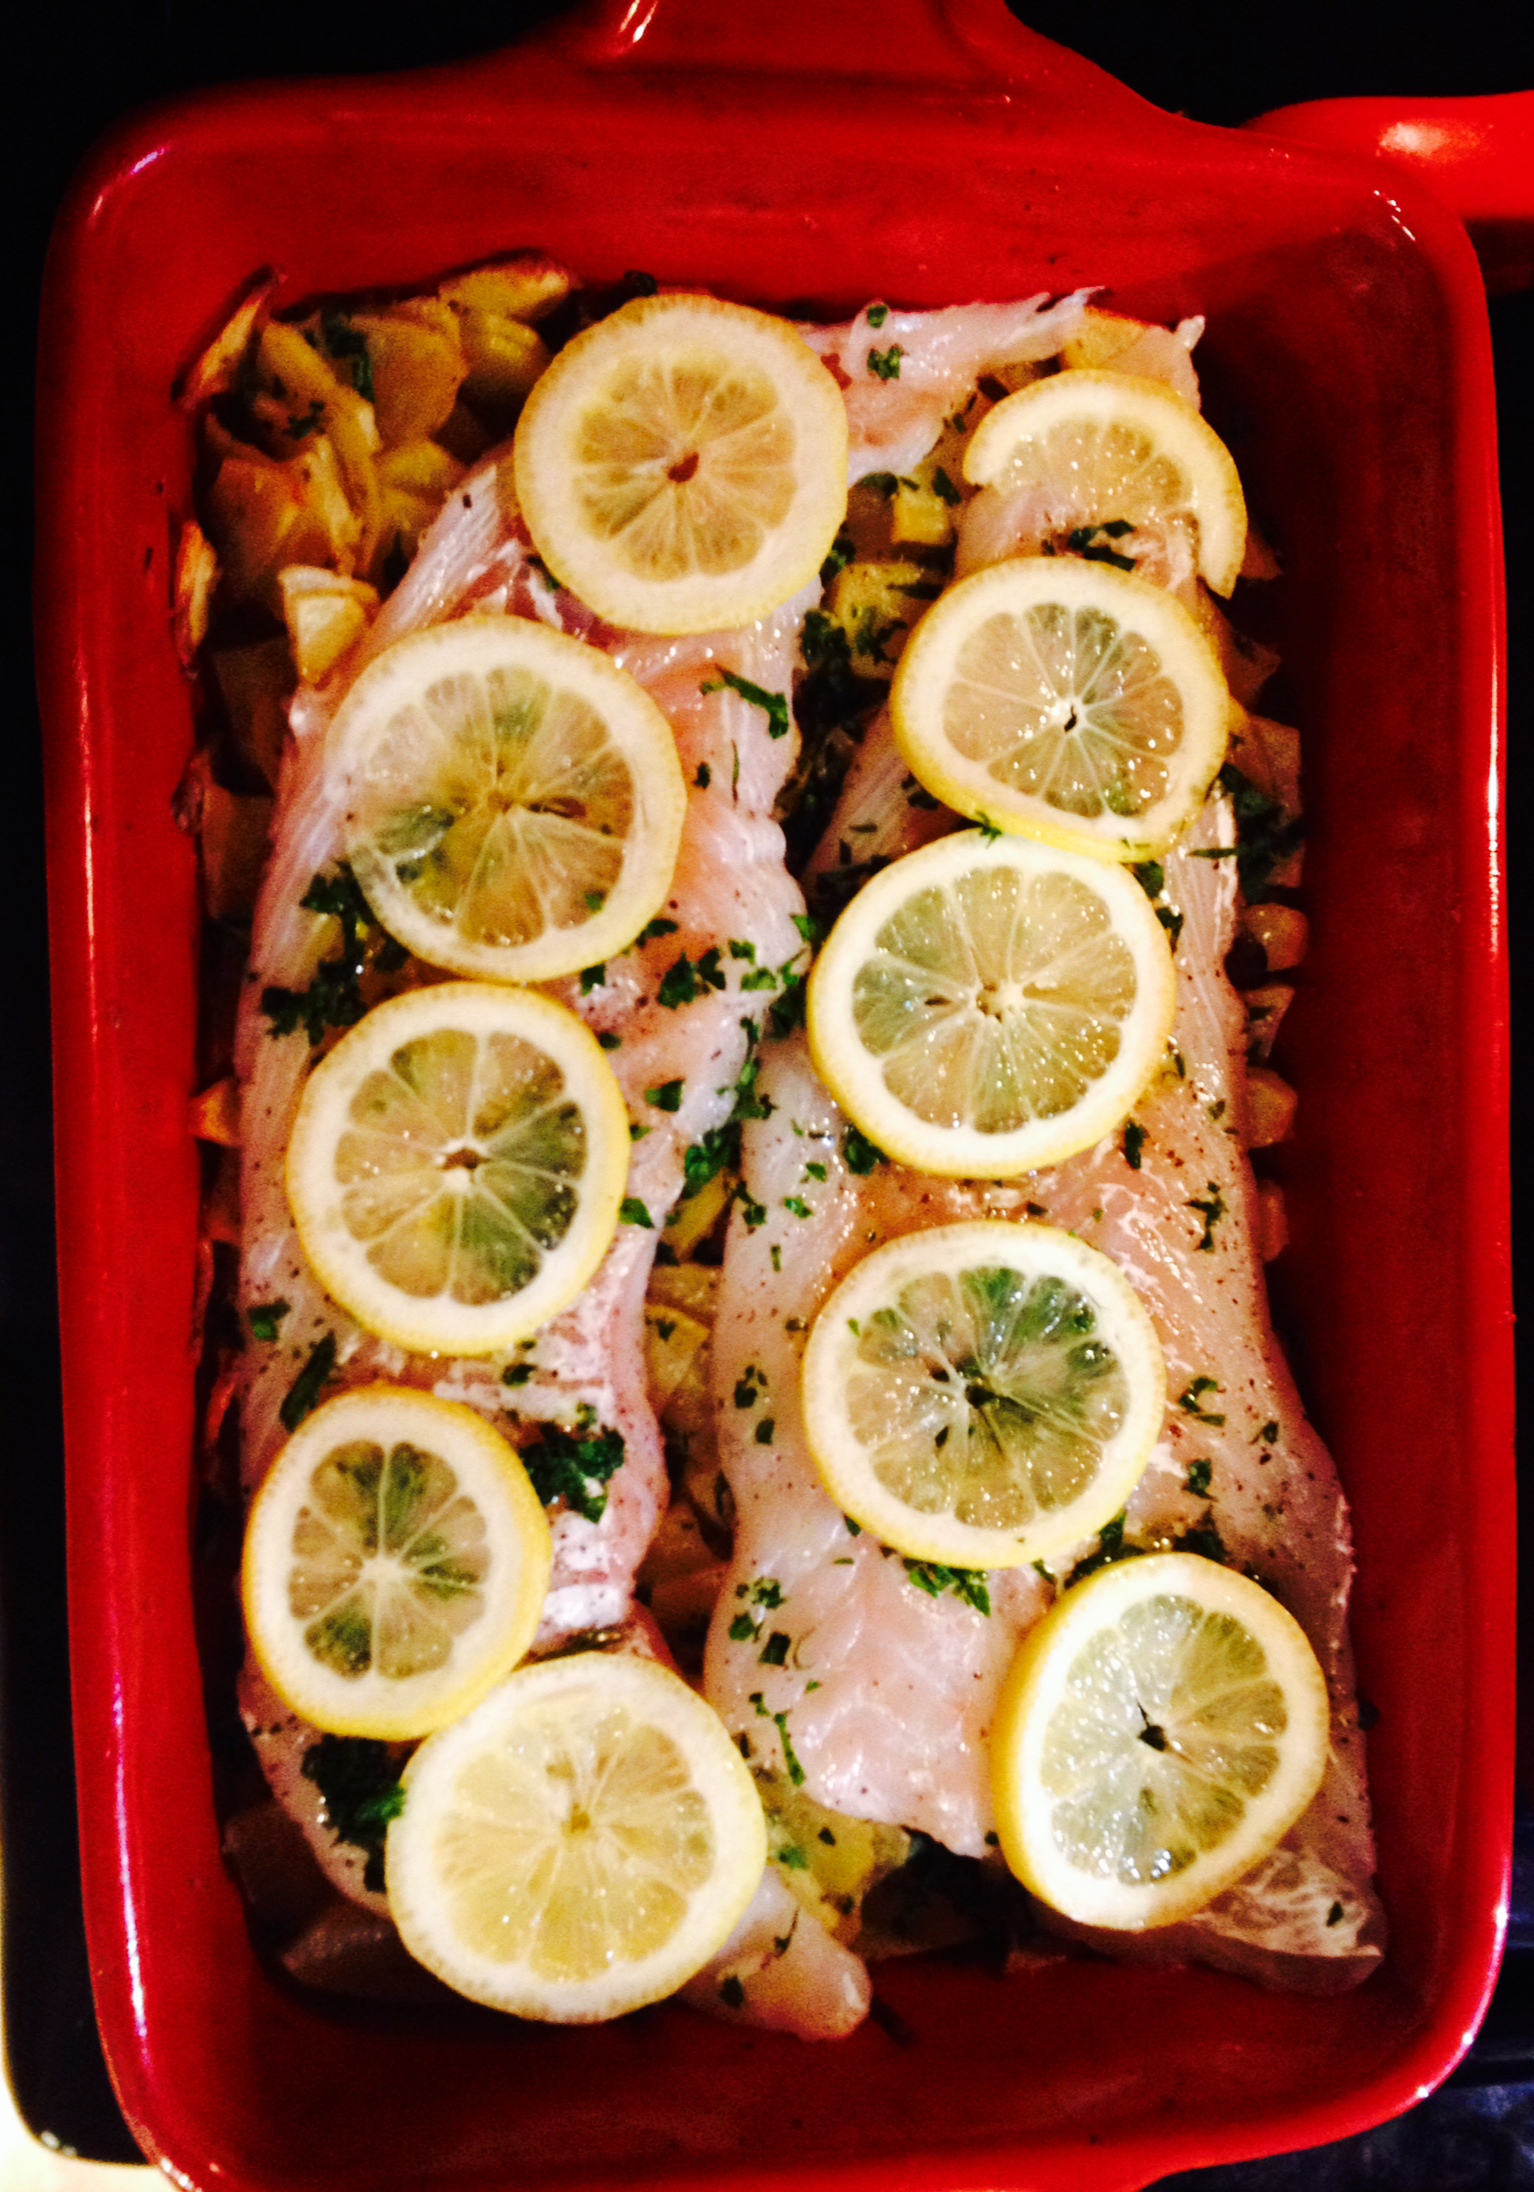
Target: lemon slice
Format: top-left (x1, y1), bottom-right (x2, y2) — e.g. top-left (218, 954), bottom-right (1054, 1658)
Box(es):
top-left (891, 558), bottom-right (1231, 861)
top-left (243, 1387), bottom-right (552, 1740)
top-left (334, 617), bottom-right (686, 982)
top-left (962, 370), bottom-right (1248, 598)
top-left (992, 1553), bottom-right (1330, 1929)
top-left (802, 1220), bottom-right (1164, 1568)
top-left (806, 831), bottom-right (1175, 1178)
top-left (513, 293), bottom-right (849, 635)
top-left (287, 983), bottom-right (629, 1354)
top-left (386, 1652), bottom-right (767, 2020)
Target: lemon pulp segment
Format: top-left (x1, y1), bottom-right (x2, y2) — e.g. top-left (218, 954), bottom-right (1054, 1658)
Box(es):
top-left (806, 831), bottom-right (1176, 1178)
top-left (992, 1553), bottom-right (1330, 1929)
top-left (334, 617), bottom-right (686, 982)
top-left (287, 983), bottom-right (629, 1355)
top-left (961, 369), bottom-right (1248, 597)
top-left (514, 293), bottom-right (849, 635)
top-left (803, 1220), bottom-right (1165, 1569)
top-left (386, 1652), bottom-right (767, 2019)
top-left (243, 1387), bottom-right (552, 1739)
top-left (891, 557), bottom-right (1230, 861)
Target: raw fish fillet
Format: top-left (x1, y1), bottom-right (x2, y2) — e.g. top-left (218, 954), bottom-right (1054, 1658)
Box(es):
top-left (236, 450), bottom-right (809, 1898)
top-left (703, 739), bottom-right (1382, 1999)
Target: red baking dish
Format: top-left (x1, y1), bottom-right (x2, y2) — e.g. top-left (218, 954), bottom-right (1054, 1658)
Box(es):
top-left (33, 3), bottom-right (1525, 2185)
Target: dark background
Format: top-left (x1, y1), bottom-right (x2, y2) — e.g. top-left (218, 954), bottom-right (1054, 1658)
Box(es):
top-left (7, 2), bottom-right (1532, 2180)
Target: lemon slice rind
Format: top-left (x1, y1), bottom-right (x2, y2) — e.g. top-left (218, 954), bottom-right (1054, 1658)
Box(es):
top-left (243, 1386), bottom-right (553, 1741)
top-left (287, 983), bottom-right (629, 1355)
top-left (802, 1220), bottom-right (1165, 1569)
top-left (891, 558), bottom-right (1232, 863)
top-left (806, 831), bottom-right (1177, 1180)
top-left (333, 617), bottom-right (687, 984)
top-left (514, 293), bottom-right (849, 636)
top-left (386, 1652), bottom-right (768, 2021)
top-left (962, 369), bottom-right (1248, 598)
top-left (992, 1552), bottom-right (1331, 1930)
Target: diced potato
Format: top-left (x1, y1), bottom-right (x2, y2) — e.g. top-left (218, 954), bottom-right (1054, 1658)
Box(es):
top-left (1188, 590), bottom-right (1281, 711)
top-left (200, 781), bottom-right (274, 919)
top-left (439, 253), bottom-right (574, 323)
top-left (1230, 713), bottom-right (1302, 815)
top-left (1243, 982), bottom-right (1294, 1065)
top-left (188, 1077), bottom-right (241, 1145)
top-left (827, 560), bottom-right (935, 679)
top-left (1246, 1066), bottom-right (1298, 1148)
top-left (349, 310), bottom-right (467, 446)
top-left (1257, 1179), bottom-right (1290, 1262)
top-left (664, 1168), bottom-right (733, 1256)
top-left (647, 1263), bottom-right (720, 1323)
top-left (1062, 307), bottom-right (1154, 372)
top-left (643, 1302), bottom-right (711, 1413)
top-left (1241, 901), bottom-right (1309, 973)
top-left (172, 518), bottom-right (219, 669)
top-left (179, 271), bottom-right (276, 409)
top-left (257, 323), bottom-right (383, 571)
top-left (1240, 524), bottom-right (1282, 581)
top-left (455, 312), bottom-right (551, 408)
top-left (890, 450), bottom-right (964, 549)
top-left (212, 638), bottom-right (294, 790)
top-left (206, 439), bottom-right (357, 601)
top-left (278, 566), bottom-right (378, 685)
top-left (374, 438), bottom-right (467, 577)
top-left (758, 1775), bottom-right (910, 1943)
top-left (202, 1145), bottom-right (242, 1246)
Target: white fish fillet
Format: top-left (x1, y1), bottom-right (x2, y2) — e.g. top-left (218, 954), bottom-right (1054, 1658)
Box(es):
top-left (703, 742), bottom-right (1382, 1997)
top-left (236, 451), bottom-right (809, 1899)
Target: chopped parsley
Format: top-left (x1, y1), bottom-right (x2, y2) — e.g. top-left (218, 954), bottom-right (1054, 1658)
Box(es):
top-left (619, 1198), bottom-right (654, 1228)
top-left (759, 1630), bottom-right (791, 1665)
top-left (1122, 1120), bottom-right (1147, 1171)
top-left (645, 1078), bottom-right (684, 1112)
top-left (737, 1189), bottom-right (769, 1229)
top-left (1177, 1376), bottom-right (1226, 1426)
top-left (819, 532), bottom-right (856, 584)
top-left (1187, 1184), bottom-right (1228, 1252)
top-left (262, 864), bottom-right (402, 1047)
top-left (579, 963), bottom-right (606, 994)
top-left (718, 1975), bottom-right (746, 2009)
top-left (902, 1560), bottom-right (991, 1617)
top-left (502, 1362), bottom-right (536, 1388)
top-left (247, 1299), bottom-right (290, 1344)
top-left (695, 761), bottom-right (712, 789)
top-left (597, 1030), bottom-right (622, 1050)
top-left (701, 668), bottom-right (790, 739)
top-left (1065, 1509), bottom-right (1142, 1589)
top-left (1185, 1458), bottom-right (1214, 1498)
top-left (315, 308), bottom-right (374, 402)
top-left (1064, 518), bottom-right (1137, 572)
top-left (279, 1333), bottom-right (337, 1432)
top-left (755, 1418), bottom-right (776, 1445)
top-left (931, 466), bottom-right (962, 506)
top-left (300, 1736), bottom-right (403, 1892)
top-left (783, 1196), bottom-right (812, 1219)
top-left (521, 1413), bottom-right (625, 1523)
top-left (867, 344), bottom-right (904, 381)
top-left (657, 947), bottom-right (726, 1008)
top-left (1217, 761), bottom-right (1305, 902)
top-left (636, 915), bottom-right (680, 946)
top-left (841, 1125), bottom-right (886, 1175)
top-left (866, 302), bottom-right (890, 329)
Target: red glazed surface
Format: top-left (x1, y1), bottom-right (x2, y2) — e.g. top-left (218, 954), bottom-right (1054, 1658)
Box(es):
top-left (34, 3), bottom-right (1518, 2185)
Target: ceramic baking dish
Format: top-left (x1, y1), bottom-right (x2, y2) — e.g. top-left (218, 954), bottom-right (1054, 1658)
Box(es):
top-left (33, 2), bottom-right (1526, 2184)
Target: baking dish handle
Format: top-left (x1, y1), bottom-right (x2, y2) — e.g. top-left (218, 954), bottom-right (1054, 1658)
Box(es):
top-left (1245, 93), bottom-right (1534, 294)
top-left (550, 0), bottom-right (1164, 116)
